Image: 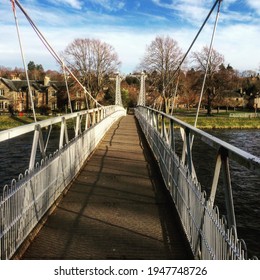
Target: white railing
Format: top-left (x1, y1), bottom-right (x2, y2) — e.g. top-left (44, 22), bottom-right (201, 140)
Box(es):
top-left (135, 106), bottom-right (259, 260)
top-left (0, 105), bottom-right (126, 259)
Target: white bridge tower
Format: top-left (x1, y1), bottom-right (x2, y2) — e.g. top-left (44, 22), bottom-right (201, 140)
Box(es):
top-left (115, 72), bottom-right (123, 106)
top-left (137, 71), bottom-right (147, 106)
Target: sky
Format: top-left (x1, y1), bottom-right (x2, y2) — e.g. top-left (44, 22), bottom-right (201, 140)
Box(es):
top-left (0, 0), bottom-right (259, 74)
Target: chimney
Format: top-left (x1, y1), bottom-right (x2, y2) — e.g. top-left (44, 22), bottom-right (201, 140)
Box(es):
top-left (44, 76), bottom-right (50, 86)
top-left (11, 74), bottom-right (21, 81)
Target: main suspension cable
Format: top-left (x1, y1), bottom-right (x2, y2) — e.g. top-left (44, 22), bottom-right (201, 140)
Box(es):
top-left (194, 0), bottom-right (222, 128)
top-left (11, 0), bottom-right (37, 122)
top-left (164, 0), bottom-right (222, 95)
top-left (62, 61), bottom-right (73, 114)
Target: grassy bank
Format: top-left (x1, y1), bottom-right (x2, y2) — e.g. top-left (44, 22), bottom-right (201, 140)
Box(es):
top-left (171, 109), bottom-right (260, 129)
top-left (0, 114), bottom-right (79, 131)
top-left (0, 115), bottom-right (50, 131)
top-left (0, 112), bottom-right (259, 131)
top-left (176, 115), bottom-right (260, 129)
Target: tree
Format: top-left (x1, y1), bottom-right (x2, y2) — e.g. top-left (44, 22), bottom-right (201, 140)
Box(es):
top-left (27, 61), bottom-right (45, 80)
top-left (0, 66), bottom-right (12, 78)
top-left (191, 46), bottom-right (225, 115)
top-left (139, 35), bottom-right (183, 113)
top-left (241, 74), bottom-right (260, 109)
top-left (62, 38), bottom-right (121, 107)
top-left (179, 69), bottom-right (200, 109)
top-left (0, 66), bottom-right (24, 79)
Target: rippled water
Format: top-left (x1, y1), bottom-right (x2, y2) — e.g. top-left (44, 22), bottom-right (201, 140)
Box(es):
top-left (0, 128), bottom-right (259, 258)
top-left (0, 131), bottom-right (60, 189)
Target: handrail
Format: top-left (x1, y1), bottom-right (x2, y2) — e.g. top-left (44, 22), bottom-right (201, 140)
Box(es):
top-left (0, 106), bottom-right (123, 142)
top-left (141, 106), bottom-right (260, 173)
top-left (135, 105), bottom-right (259, 259)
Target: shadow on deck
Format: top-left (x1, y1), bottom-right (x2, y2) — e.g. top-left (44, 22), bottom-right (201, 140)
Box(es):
top-left (19, 115), bottom-right (193, 260)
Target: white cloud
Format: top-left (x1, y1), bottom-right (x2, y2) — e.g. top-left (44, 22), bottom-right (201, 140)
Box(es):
top-left (246, 0), bottom-right (260, 14)
top-left (47, 0), bottom-right (83, 10)
top-left (214, 23), bottom-right (260, 72)
top-left (152, 0), bottom-right (212, 26)
top-left (88, 0), bottom-right (126, 12)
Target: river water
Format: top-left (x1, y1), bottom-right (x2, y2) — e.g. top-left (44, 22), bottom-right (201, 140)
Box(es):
top-left (191, 129), bottom-right (260, 258)
top-left (0, 129), bottom-right (259, 258)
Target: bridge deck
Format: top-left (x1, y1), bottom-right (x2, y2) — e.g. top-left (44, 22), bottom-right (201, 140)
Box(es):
top-left (20, 115), bottom-right (193, 260)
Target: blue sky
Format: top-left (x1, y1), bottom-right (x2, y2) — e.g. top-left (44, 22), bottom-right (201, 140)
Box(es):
top-left (1, 0), bottom-right (259, 74)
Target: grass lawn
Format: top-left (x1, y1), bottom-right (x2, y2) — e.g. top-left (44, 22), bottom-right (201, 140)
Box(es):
top-left (173, 109), bottom-right (260, 129)
top-left (177, 115), bottom-right (260, 129)
top-left (0, 115), bottom-right (50, 131)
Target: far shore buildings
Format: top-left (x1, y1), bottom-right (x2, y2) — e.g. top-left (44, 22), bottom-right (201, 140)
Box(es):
top-left (0, 76), bottom-right (90, 114)
top-left (0, 75), bottom-right (259, 114)
top-left (0, 76), bottom-right (59, 114)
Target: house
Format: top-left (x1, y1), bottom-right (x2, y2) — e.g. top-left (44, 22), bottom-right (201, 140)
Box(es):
top-left (220, 91), bottom-right (245, 109)
top-left (255, 95), bottom-right (260, 109)
top-left (0, 76), bottom-right (59, 114)
top-left (0, 82), bottom-right (10, 112)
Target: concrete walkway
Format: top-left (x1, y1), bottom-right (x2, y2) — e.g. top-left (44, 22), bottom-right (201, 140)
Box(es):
top-left (21, 115), bottom-right (193, 260)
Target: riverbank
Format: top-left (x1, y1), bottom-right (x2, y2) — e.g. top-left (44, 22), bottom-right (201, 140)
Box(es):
top-left (0, 112), bottom-right (259, 130)
top-left (171, 109), bottom-right (260, 129)
top-left (0, 115), bottom-right (50, 131)
top-left (177, 115), bottom-right (260, 129)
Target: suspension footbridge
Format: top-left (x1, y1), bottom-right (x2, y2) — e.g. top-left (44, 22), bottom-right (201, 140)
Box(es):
top-left (18, 114), bottom-right (193, 260)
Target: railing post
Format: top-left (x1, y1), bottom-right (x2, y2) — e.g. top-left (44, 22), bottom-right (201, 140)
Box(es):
top-left (59, 117), bottom-right (69, 149)
top-left (97, 108), bottom-right (100, 123)
top-left (155, 112), bottom-right (159, 132)
top-left (186, 131), bottom-right (191, 168)
top-left (0, 200), bottom-right (4, 260)
top-left (161, 115), bottom-right (165, 139)
top-left (170, 119), bottom-right (175, 152)
top-left (180, 127), bottom-right (186, 164)
top-left (29, 124), bottom-right (45, 171)
top-left (221, 150), bottom-right (236, 229)
top-left (210, 147), bottom-right (236, 229)
top-left (85, 112), bottom-right (89, 130)
top-left (101, 107), bottom-right (103, 121)
top-left (92, 111), bottom-right (96, 125)
top-left (209, 151), bottom-right (222, 205)
top-left (152, 111), bottom-right (157, 129)
top-left (75, 113), bottom-right (81, 137)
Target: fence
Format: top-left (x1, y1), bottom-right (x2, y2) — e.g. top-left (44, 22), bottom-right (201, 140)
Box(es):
top-left (0, 105), bottom-right (126, 259)
top-left (229, 112), bottom-right (259, 118)
top-left (135, 106), bottom-right (259, 260)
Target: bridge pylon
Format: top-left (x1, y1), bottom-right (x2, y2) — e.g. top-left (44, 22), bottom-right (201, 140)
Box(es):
top-left (115, 72), bottom-right (123, 107)
top-left (137, 71), bottom-right (147, 106)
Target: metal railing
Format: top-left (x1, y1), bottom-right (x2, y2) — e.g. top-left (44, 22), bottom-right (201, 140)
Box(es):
top-left (0, 105), bottom-right (126, 259)
top-left (135, 106), bottom-right (259, 260)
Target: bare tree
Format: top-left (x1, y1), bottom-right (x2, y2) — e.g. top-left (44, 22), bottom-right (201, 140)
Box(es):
top-left (139, 35), bottom-right (183, 113)
top-left (179, 69), bottom-right (200, 110)
top-left (62, 38), bottom-right (121, 107)
top-left (192, 46), bottom-right (225, 115)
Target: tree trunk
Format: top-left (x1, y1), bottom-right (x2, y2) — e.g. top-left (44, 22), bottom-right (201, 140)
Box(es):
top-left (207, 92), bottom-right (212, 116)
top-left (164, 97), bottom-right (171, 114)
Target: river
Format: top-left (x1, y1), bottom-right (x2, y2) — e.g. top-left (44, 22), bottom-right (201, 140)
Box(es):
top-left (192, 129), bottom-right (260, 258)
top-left (0, 129), bottom-right (259, 258)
